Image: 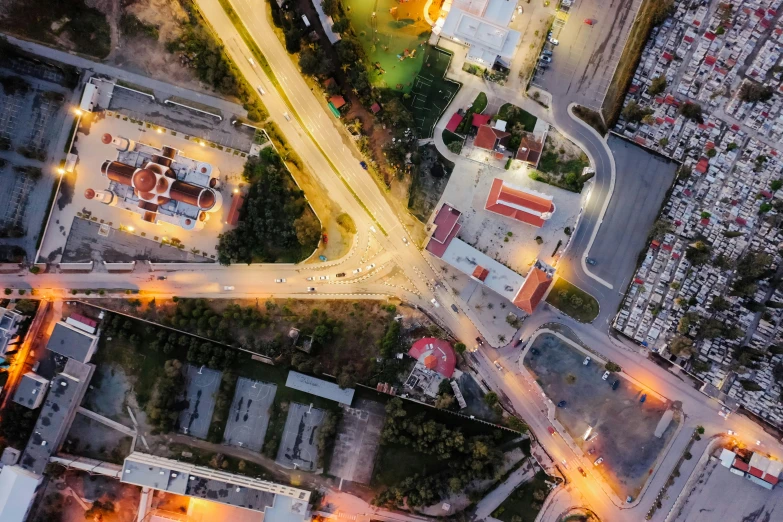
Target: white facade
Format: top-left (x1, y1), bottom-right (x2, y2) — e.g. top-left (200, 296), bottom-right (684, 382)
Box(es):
top-left (0, 466), bottom-right (42, 522)
top-left (437, 0), bottom-right (521, 66)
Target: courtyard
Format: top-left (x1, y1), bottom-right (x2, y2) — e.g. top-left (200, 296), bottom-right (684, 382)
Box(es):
top-left (523, 332), bottom-right (680, 499)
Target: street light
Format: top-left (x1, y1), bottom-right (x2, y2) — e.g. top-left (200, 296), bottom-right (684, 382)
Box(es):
top-left (74, 108), bottom-right (83, 116)
top-left (57, 168), bottom-right (65, 176)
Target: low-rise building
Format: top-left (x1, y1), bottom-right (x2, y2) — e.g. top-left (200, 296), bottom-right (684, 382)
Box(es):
top-left (12, 372), bottom-right (50, 409)
top-left (0, 306), bottom-right (24, 356)
top-left (0, 465), bottom-right (43, 522)
top-left (45, 322), bottom-right (98, 363)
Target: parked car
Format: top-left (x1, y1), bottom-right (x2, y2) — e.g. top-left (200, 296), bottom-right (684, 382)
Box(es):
top-left (612, 380), bottom-right (620, 390)
top-left (578, 467), bottom-right (587, 477)
top-left (548, 37), bottom-right (559, 45)
top-left (360, 161), bottom-right (368, 170)
top-left (602, 371), bottom-right (610, 380)
top-left (727, 430), bottom-right (736, 435)
top-left (583, 356), bottom-right (591, 366)
top-left (542, 50), bottom-right (553, 56)
top-left (451, 304), bottom-right (459, 313)
top-left (557, 400), bottom-right (567, 408)
top-left (307, 287), bottom-right (316, 292)
top-left (594, 457), bottom-right (604, 466)
top-left (322, 233), bottom-right (328, 244)
top-left (306, 276), bottom-right (314, 281)
top-left (561, 459), bottom-right (568, 469)
top-left (283, 112), bottom-right (291, 121)
top-left (584, 18), bottom-right (594, 25)
top-left (586, 257), bottom-right (597, 266)
top-left (540, 56), bottom-right (552, 63)
top-left (223, 286), bottom-right (234, 291)
top-left (275, 278), bottom-right (286, 283)
top-left (626, 496), bottom-right (634, 504)
top-left (157, 276), bottom-right (167, 280)
top-left (366, 263), bottom-right (376, 270)
top-left (640, 394), bottom-right (647, 403)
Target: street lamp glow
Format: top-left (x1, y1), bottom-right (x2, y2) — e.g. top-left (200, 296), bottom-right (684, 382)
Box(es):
top-left (157, 128), bottom-right (163, 134)
top-left (127, 226), bottom-right (135, 232)
top-left (74, 108), bottom-right (83, 116)
top-left (233, 188), bottom-right (239, 194)
top-left (199, 141), bottom-right (206, 147)
top-left (57, 168), bottom-right (65, 175)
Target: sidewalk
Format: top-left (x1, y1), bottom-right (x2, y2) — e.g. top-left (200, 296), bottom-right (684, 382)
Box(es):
top-left (475, 461), bottom-right (535, 520)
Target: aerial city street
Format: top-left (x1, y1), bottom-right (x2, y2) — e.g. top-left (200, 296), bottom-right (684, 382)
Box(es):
top-left (1, 1), bottom-right (782, 522)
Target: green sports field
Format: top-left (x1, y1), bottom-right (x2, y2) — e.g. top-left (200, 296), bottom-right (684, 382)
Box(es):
top-left (405, 45), bottom-right (461, 138)
top-left (343, 0), bottom-right (431, 93)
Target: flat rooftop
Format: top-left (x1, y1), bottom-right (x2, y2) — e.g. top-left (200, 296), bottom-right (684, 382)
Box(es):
top-left (122, 453), bottom-right (310, 516)
top-left (441, 238), bottom-right (524, 300)
top-left (285, 371), bottom-right (354, 405)
top-left (45, 322), bottom-right (97, 362)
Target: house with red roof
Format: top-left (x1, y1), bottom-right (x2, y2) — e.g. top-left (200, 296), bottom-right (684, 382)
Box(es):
top-left (513, 260), bottom-right (555, 314)
top-left (695, 157), bottom-right (710, 174)
top-left (408, 338), bottom-right (457, 378)
top-left (226, 194), bottom-right (244, 226)
top-left (425, 204), bottom-right (462, 258)
top-left (472, 113), bottom-right (491, 128)
top-left (329, 95), bottom-right (346, 109)
top-left (485, 178), bottom-right (555, 227)
top-left (446, 112), bottom-right (463, 133)
top-left (514, 132), bottom-right (544, 167)
top-left (474, 124), bottom-right (510, 151)
top-left (370, 102), bottom-right (381, 114)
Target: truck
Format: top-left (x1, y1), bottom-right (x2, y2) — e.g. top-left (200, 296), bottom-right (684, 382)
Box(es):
top-left (302, 15), bottom-right (311, 28)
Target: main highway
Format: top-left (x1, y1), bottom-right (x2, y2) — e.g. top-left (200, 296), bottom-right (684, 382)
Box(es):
top-left (2, 2), bottom-right (782, 521)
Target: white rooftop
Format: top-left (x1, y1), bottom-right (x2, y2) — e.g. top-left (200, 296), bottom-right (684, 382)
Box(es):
top-left (0, 466), bottom-right (42, 522)
top-left (440, 6), bottom-right (521, 63)
top-left (440, 238), bottom-right (524, 300)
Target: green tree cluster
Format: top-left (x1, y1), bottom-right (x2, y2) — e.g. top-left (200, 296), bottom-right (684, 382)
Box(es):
top-left (146, 359), bottom-right (186, 432)
top-left (217, 148), bottom-right (319, 264)
top-left (374, 398), bottom-right (504, 508)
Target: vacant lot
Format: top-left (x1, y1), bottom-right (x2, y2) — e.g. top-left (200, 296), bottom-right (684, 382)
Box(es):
top-left (63, 413), bottom-right (133, 465)
top-left (524, 333), bottom-right (678, 499)
top-left (408, 144), bottom-right (454, 222)
top-left (329, 398), bottom-right (386, 484)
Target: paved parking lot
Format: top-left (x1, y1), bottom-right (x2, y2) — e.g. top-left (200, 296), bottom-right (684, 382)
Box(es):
top-left (177, 364), bottom-right (222, 440)
top-left (533, 0), bottom-right (643, 110)
top-left (329, 399), bottom-right (385, 484)
top-left (524, 332), bottom-right (679, 499)
top-left (222, 378), bottom-right (277, 452)
top-left (276, 402), bottom-right (326, 472)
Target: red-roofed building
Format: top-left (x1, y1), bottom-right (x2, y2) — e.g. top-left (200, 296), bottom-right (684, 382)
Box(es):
top-left (665, 95), bottom-right (677, 105)
top-left (474, 124), bottom-right (510, 151)
top-left (635, 136), bottom-right (647, 146)
top-left (426, 204), bottom-right (462, 258)
top-left (704, 31), bottom-right (715, 40)
top-left (734, 459), bottom-right (749, 472)
top-left (662, 244), bottom-right (673, 251)
top-left (446, 112), bottom-right (463, 133)
top-left (655, 117), bottom-right (664, 125)
top-left (515, 132), bottom-right (545, 167)
top-left (226, 194), bottom-right (245, 226)
top-left (472, 265), bottom-right (489, 282)
top-left (513, 261), bottom-right (554, 314)
top-left (70, 313), bottom-right (97, 328)
top-left (736, 216), bottom-right (747, 226)
top-left (634, 278), bottom-right (644, 284)
top-left (472, 113), bottom-right (491, 128)
top-left (700, 217), bottom-right (710, 226)
top-left (662, 51), bottom-right (673, 61)
top-left (329, 95), bottom-right (346, 109)
top-left (485, 178), bottom-right (555, 227)
top-left (749, 467), bottom-right (764, 478)
top-left (409, 338), bottom-right (456, 378)
top-left (651, 240), bottom-right (661, 249)
top-left (665, 116), bottom-right (675, 124)
top-left (684, 35), bottom-right (694, 43)
top-left (731, 124), bottom-right (741, 131)
top-left (695, 157), bottom-right (710, 174)
top-left (370, 102), bottom-right (381, 114)
top-left (706, 141), bottom-right (715, 150)
top-left (672, 252), bottom-right (681, 259)
top-left (705, 55), bottom-right (717, 65)
top-left (761, 190), bottom-right (773, 199)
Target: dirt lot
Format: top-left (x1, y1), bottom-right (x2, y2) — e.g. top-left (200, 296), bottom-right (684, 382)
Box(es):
top-left (408, 144), bottom-right (454, 222)
top-left (62, 413), bottom-right (133, 464)
top-left (524, 332), bottom-right (679, 499)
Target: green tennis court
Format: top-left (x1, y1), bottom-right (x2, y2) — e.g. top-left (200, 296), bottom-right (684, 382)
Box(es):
top-left (343, 0), bottom-right (432, 93)
top-left (405, 45), bottom-right (461, 138)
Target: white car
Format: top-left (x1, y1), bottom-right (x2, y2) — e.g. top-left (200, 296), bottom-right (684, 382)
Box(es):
top-left (602, 371), bottom-right (610, 381)
top-left (319, 275), bottom-right (329, 280)
top-left (594, 457), bottom-right (604, 466)
top-left (223, 286), bottom-right (234, 291)
top-left (275, 278), bottom-right (286, 283)
top-left (306, 276), bottom-right (314, 281)
top-left (430, 298), bottom-right (440, 308)
top-left (307, 287), bottom-right (316, 292)
top-left (248, 57), bottom-right (256, 67)
top-left (283, 112), bottom-right (291, 121)
top-left (561, 459), bottom-right (568, 469)
top-left (257, 85), bottom-right (266, 95)
top-left (353, 268), bottom-right (362, 274)
top-left (583, 356), bottom-right (591, 366)
top-left (727, 430), bottom-right (736, 435)
top-left (402, 237), bottom-right (409, 245)
top-left (549, 38), bottom-right (559, 45)
top-left (494, 360), bottom-right (504, 371)
top-left (366, 263), bottom-right (376, 270)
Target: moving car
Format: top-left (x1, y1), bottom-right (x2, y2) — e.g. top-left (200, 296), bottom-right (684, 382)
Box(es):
top-left (275, 278), bottom-right (286, 283)
top-left (336, 272), bottom-right (346, 277)
top-left (586, 257), bottom-right (597, 266)
top-left (602, 371), bottom-right (610, 380)
top-left (727, 430), bottom-right (736, 435)
top-left (547, 426), bottom-right (556, 435)
top-left (157, 276), bottom-right (167, 280)
top-left (640, 394), bottom-right (647, 403)
top-left (306, 276), bottom-right (314, 281)
top-left (307, 287), bottom-right (316, 292)
top-left (257, 86), bottom-right (266, 96)
top-left (430, 298), bottom-right (440, 307)
top-left (584, 19), bottom-right (594, 25)
top-left (583, 356), bottom-right (591, 366)
top-left (366, 263), bottom-right (376, 270)
top-left (402, 237), bottom-right (409, 245)
top-left (561, 459), bottom-right (568, 469)
top-left (557, 400), bottom-right (567, 408)
top-left (248, 57), bottom-right (256, 67)
top-left (494, 360), bottom-right (504, 371)
top-left (283, 112), bottom-right (291, 121)
top-left (360, 161), bottom-right (368, 170)
top-left (353, 268), bottom-right (362, 274)
top-left (594, 457), bottom-right (604, 466)
top-left (223, 286), bottom-right (234, 291)
top-left (319, 275), bottom-right (329, 280)
top-left (612, 380), bottom-right (620, 390)
top-left (451, 304), bottom-right (459, 313)
top-left (578, 467), bottom-right (587, 477)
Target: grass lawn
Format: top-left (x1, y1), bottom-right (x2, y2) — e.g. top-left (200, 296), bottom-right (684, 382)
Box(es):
top-left (442, 129), bottom-right (463, 145)
top-left (499, 103), bottom-right (538, 132)
top-left (545, 277), bottom-right (599, 323)
top-left (404, 45), bottom-right (462, 137)
top-left (343, 0), bottom-right (431, 93)
top-left (372, 443), bottom-right (446, 487)
top-left (455, 91), bottom-right (488, 134)
top-left (492, 471), bottom-right (551, 522)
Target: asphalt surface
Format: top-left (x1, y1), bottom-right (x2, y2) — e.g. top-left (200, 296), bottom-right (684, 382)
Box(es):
top-left (535, 0), bottom-right (643, 110)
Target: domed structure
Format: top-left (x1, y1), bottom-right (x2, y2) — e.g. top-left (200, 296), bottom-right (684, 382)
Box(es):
top-left (101, 133), bottom-right (113, 144)
top-left (84, 188), bottom-right (96, 199)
